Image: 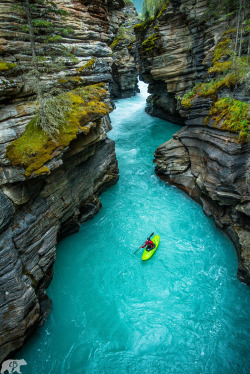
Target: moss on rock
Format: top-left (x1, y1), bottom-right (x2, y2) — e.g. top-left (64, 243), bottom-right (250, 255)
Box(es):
top-left (5, 83), bottom-right (110, 177)
top-left (141, 33), bottom-right (160, 55)
top-left (207, 97), bottom-right (249, 141)
top-left (78, 59), bottom-right (96, 72)
top-left (0, 61), bottom-right (17, 71)
top-left (181, 27), bottom-right (250, 140)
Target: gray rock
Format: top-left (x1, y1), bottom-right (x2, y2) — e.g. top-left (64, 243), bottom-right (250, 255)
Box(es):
top-left (0, 190), bottom-right (15, 233)
top-left (0, 0), bottom-right (122, 362)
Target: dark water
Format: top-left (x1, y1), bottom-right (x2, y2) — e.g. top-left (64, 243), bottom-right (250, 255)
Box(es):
top-left (17, 82), bottom-right (250, 374)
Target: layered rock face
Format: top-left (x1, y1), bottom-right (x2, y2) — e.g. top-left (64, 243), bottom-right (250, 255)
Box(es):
top-left (134, 0), bottom-right (230, 122)
top-left (154, 124), bottom-right (250, 284)
top-left (109, 1), bottom-right (139, 98)
top-left (135, 0), bottom-right (250, 283)
top-left (0, 0), bottom-right (123, 362)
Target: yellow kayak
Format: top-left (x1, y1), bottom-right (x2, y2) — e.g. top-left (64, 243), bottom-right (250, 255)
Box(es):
top-left (141, 235), bottom-right (160, 261)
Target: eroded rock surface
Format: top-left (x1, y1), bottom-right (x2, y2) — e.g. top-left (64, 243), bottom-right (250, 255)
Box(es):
top-left (109, 1), bottom-right (139, 98)
top-left (0, 0), bottom-right (123, 362)
top-left (154, 125), bottom-right (250, 283)
top-left (136, 0), bottom-right (250, 283)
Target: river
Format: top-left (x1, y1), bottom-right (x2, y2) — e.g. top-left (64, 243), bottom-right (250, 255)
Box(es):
top-left (17, 82), bottom-right (250, 374)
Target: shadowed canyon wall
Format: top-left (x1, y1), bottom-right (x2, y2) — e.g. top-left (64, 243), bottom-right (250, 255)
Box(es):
top-left (0, 0), bottom-right (138, 362)
top-left (134, 0), bottom-right (250, 284)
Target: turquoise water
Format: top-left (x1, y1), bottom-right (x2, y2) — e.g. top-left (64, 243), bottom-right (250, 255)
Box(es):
top-left (18, 83), bottom-right (250, 374)
top-left (131, 0), bottom-right (143, 13)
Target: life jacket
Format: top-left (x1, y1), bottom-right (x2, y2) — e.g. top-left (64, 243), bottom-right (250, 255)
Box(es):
top-left (142, 239), bottom-right (154, 248)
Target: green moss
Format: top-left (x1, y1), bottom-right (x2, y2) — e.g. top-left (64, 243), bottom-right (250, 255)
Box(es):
top-left (58, 76), bottom-right (83, 84)
top-left (110, 36), bottom-right (124, 51)
top-left (181, 29), bottom-right (249, 107)
top-left (208, 60), bottom-right (232, 74)
top-left (212, 38), bottom-right (231, 64)
top-left (0, 61), bottom-right (17, 71)
top-left (34, 166), bottom-right (50, 175)
top-left (133, 18), bottom-right (154, 35)
top-left (78, 59), bottom-right (96, 72)
top-left (181, 83), bottom-right (201, 108)
top-left (5, 83), bottom-right (110, 177)
top-left (110, 25), bottom-right (135, 51)
top-left (157, 2), bottom-right (170, 18)
top-left (207, 97), bottom-right (249, 140)
top-left (141, 33), bottom-right (160, 55)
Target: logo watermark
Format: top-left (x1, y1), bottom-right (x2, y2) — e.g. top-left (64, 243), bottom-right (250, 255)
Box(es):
top-left (1, 359), bottom-right (27, 374)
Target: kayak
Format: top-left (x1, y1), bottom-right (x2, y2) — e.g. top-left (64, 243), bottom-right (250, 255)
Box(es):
top-left (141, 235), bottom-right (160, 261)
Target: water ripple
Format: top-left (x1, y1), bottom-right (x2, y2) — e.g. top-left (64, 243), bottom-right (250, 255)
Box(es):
top-left (17, 82), bottom-right (250, 374)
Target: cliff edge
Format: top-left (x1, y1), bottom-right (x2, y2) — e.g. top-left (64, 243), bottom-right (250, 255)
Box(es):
top-left (135, 0), bottom-right (250, 283)
top-left (0, 0), bottom-right (138, 362)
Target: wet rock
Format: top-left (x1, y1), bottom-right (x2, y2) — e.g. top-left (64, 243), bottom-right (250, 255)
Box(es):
top-left (136, 0), bottom-right (250, 284)
top-left (154, 125), bottom-right (250, 283)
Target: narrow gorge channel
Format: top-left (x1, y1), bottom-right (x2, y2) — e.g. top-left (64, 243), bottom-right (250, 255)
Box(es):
top-left (15, 82), bottom-right (250, 373)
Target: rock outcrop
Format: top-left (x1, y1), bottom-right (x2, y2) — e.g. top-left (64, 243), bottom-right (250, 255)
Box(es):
top-left (0, 0), bottom-right (125, 362)
top-left (109, 0), bottom-right (139, 98)
top-left (135, 0), bottom-right (250, 283)
top-left (154, 126), bottom-right (250, 284)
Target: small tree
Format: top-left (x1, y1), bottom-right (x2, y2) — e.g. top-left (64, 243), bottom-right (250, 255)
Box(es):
top-left (13, 0), bottom-right (75, 136)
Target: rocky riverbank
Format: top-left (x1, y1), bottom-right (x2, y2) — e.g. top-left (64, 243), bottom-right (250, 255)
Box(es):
top-left (0, 0), bottom-right (138, 362)
top-left (135, 0), bottom-right (250, 283)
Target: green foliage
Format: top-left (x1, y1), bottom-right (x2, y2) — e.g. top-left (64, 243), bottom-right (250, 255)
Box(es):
top-left (0, 61), bottom-right (17, 71)
top-left (110, 25), bottom-right (135, 51)
top-left (181, 25), bottom-right (250, 109)
top-left (12, 0), bottom-right (79, 137)
top-left (181, 84), bottom-right (201, 108)
top-left (142, 0), bottom-right (170, 20)
top-left (15, 0), bottom-right (73, 47)
top-left (141, 33), bottom-right (160, 55)
top-left (5, 84), bottom-right (110, 176)
top-left (133, 18), bottom-right (154, 35)
top-left (45, 35), bottom-right (63, 43)
top-left (204, 0), bottom-right (238, 19)
top-left (78, 59), bottom-right (96, 72)
top-left (32, 19), bottom-right (53, 28)
top-left (207, 97), bottom-right (249, 140)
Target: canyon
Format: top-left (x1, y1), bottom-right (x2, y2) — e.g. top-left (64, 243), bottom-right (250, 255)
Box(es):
top-left (0, 0), bottom-right (249, 363)
top-left (134, 0), bottom-right (249, 284)
top-left (0, 0), bottom-right (138, 361)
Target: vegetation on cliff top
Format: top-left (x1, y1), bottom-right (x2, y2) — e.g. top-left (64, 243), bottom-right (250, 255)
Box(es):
top-left (5, 84), bottom-right (110, 177)
top-left (142, 0), bottom-right (170, 20)
top-left (205, 97), bottom-right (249, 141)
top-left (13, 0), bottom-right (77, 137)
top-left (181, 12), bottom-right (250, 141)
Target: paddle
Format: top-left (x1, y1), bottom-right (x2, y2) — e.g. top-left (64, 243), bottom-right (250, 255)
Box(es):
top-left (133, 232), bottom-right (154, 254)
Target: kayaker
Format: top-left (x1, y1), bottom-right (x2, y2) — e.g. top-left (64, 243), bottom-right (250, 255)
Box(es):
top-left (142, 237), bottom-right (155, 252)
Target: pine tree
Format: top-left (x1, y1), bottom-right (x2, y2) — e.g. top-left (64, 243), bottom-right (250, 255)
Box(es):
top-left (13, 0), bottom-right (75, 136)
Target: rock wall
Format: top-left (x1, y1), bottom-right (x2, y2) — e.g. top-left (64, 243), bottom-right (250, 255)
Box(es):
top-left (0, 0), bottom-right (124, 362)
top-left (109, 1), bottom-right (139, 98)
top-left (134, 0), bottom-right (232, 123)
top-left (154, 125), bottom-right (250, 284)
top-left (135, 0), bottom-right (250, 283)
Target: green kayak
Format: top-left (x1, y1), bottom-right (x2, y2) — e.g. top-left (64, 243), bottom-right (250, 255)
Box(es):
top-left (141, 235), bottom-right (160, 261)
